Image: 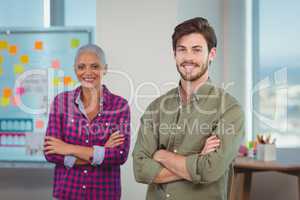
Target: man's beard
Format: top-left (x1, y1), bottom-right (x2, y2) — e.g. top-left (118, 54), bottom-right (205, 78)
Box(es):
top-left (177, 59), bottom-right (209, 81)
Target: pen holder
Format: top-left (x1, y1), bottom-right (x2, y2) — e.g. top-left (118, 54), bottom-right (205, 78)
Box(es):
top-left (256, 144), bottom-right (276, 161)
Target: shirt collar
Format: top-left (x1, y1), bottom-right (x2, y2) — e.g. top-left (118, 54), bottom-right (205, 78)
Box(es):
top-left (74, 84), bottom-right (110, 106)
top-left (178, 77), bottom-right (215, 102)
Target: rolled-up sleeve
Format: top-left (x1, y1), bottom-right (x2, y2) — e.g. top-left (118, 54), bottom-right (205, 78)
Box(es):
top-left (101, 102), bottom-right (131, 165)
top-left (132, 106), bottom-right (163, 184)
top-left (44, 95), bottom-right (66, 165)
top-left (186, 103), bottom-right (245, 184)
top-left (64, 155), bottom-right (76, 168)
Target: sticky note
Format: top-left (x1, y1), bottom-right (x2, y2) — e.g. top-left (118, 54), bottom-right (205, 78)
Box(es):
top-left (34, 41), bottom-right (43, 50)
top-left (14, 64), bottom-right (25, 75)
top-left (0, 55), bottom-right (3, 64)
top-left (0, 66), bottom-right (3, 76)
top-left (3, 87), bottom-right (12, 98)
top-left (71, 38), bottom-right (80, 48)
top-left (35, 119), bottom-right (44, 129)
top-left (9, 45), bottom-right (18, 55)
top-left (20, 55), bottom-right (29, 64)
top-left (69, 79), bottom-right (76, 87)
top-left (51, 59), bottom-right (60, 69)
top-left (11, 96), bottom-right (20, 106)
top-left (0, 40), bottom-right (8, 50)
top-left (16, 87), bottom-right (25, 95)
top-left (53, 77), bottom-right (61, 86)
top-left (0, 97), bottom-right (10, 107)
top-left (64, 76), bottom-right (72, 86)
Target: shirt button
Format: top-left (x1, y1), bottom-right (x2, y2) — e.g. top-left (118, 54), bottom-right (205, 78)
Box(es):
top-left (105, 122), bottom-right (109, 126)
top-left (120, 150), bottom-right (123, 154)
top-left (82, 185), bottom-right (86, 189)
top-left (173, 149), bottom-right (177, 153)
top-left (166, 194), bottom-right (170, 198)
top-left (83, 170), bottom-right (88, 174)
top-left (86, 123), bottom-right (89, 127)
top-left (98, 113), bottom-right (101, 116)
top-left (71, 119), bottom-right (74, 123)
top-left (85, 139), bottom-right (89, 143)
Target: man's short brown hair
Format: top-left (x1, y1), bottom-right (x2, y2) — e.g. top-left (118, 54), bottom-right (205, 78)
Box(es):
top-left (172, 17), bottom-right (217, 52)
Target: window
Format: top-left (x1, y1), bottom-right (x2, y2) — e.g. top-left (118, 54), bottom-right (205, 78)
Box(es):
top-left (253, 0), bottom-right (300, 147)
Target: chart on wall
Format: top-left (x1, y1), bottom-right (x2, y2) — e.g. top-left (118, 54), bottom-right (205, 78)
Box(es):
top-left (0, 28), bottom-right (93, 162)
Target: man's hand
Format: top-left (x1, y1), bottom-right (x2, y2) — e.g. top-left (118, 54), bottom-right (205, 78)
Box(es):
top-left (104, 131), bottom-right (125, 148)
top-left (153, 149), bottom-right (168, 162)
top-left (44, 136), bottom-right (74, 155)
top-left (200, 135), bottom-right (220, 155)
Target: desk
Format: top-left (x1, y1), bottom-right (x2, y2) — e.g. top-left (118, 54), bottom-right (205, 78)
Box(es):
top-left (232, 152), bottom-right (300, 200)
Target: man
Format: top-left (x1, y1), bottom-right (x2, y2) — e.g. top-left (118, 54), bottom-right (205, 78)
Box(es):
top-left (132, 17), bottom-right (244, 200)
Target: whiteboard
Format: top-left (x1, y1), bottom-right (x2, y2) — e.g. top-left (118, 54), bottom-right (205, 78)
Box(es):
top-left (0, 27), bottom-right (93, 163)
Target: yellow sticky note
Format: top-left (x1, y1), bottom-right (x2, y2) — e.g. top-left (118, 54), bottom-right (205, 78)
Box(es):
top-left (71, 38), bottom-right (80, 48)
top-left (69, 79), bottom-right (76, 87)
top-left (53, 77), bottom-right (61, 86)
top-left (20, 55), bottom-right (29, 64)
top-left (0, 40), bottom-right (8, 50)
top-left (0, 97), bottom-right (10, 107)
top-left (9, 45), bottom-right (18, 55)
top-left (14, 64), bottom-right (25, 74)
top-left (0, 66), bottom-right (3, 76)
top-left (0, 55), bottom-right (3, 64)
top-left (3, 87), bottom-right (12, 98)
top-left (34, 41), bottom-right (43, 50)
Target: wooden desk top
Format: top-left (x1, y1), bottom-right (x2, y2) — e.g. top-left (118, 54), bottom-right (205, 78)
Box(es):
top-left (234, 148), bottom-right (300, 172)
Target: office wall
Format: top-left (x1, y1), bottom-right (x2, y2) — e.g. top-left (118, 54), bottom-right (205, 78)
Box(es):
top-left (96, 0), bottom-right (178, 199)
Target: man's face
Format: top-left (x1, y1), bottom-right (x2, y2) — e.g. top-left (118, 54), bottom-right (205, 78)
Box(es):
top-left (174, 33), bottom-right (215, 81)
top-left (75, 52), bottom-right (106, 89)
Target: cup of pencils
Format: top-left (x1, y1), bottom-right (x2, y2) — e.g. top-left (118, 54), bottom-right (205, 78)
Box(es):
top-left (256, 134), bottom-right (277, 161)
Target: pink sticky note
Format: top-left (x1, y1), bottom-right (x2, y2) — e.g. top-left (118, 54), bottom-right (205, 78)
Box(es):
top-left (12, 96), bottom-right (21, 106)
top-left (16, 87), bottom-right (25, 95)
top-left (51, 59), bottom-right (60, 69)
top-left (35, 120), bottom-right (44, 129)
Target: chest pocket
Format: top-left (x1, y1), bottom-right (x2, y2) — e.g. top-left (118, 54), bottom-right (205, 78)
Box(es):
top-left (178, 118), bottom-right (217, 155)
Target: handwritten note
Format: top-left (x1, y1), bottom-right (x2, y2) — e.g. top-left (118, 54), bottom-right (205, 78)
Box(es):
top-left (64, 76), bottom-right (72, 86)
top-left (16, 87), bottom-right (25, 95)
top-left (9, 45), bottom-right (18, 55)
top-left (20, 55), bottom-right (29, 64)
top-left (51, 59), bottom-right (60, 69)
top-left (14, 64), bottom-right (25, 75)
top-left (71, 38), bottom-right (80, 48)
top-left (12, 96), bottom-right (20, 106)
top-left (35, 119), bottom-right (44, 129)
top-left (53, 77), bottom-right (61, 86)
top-left (0, 40), bottom-right (8, 50)
top-left (3, 87), bottom-right (12, 98)
top-left (0, 97), bottom-right (10, 107)
top-left (34, 41), bottom-right (43, 50)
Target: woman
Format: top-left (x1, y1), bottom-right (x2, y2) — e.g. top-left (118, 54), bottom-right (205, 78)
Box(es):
top-left (44, 44), bottom-right (130, 200)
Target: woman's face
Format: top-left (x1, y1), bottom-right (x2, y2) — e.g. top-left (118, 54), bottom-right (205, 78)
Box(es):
top-left (75, 51), bottom-right (106, 89)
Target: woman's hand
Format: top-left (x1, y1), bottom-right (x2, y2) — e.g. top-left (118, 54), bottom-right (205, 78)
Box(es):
top-left (200, 135), bottom-right (221, 155)
top-left (104, 131), bottom-right (125, 148)
top-left (44, 136), bottom-right (74, 155)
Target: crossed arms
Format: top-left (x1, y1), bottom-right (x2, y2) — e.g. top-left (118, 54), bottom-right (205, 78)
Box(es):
top-left (132, 103), bottom-right (244, 185)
